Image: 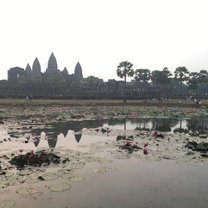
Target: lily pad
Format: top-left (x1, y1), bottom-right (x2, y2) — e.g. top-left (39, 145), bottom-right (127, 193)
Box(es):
top-left (69, 162), bottom-right (85, 169)
top-left (69, 175), bottom-right (85, 182)
top-left (48, 183), bottom-right (71, 192)
top-left (25, 175), bottom-right (40, 184)
top-left (0, 200), bottom-right (16, 208)
top-left (16, 186), bottom-right (40, 198)
top-left (94, 167), bottom-right (111, 174)
top-left (60, 172), bottom-right (75, 179)
top-left (40, 172), bottom-right (59, 181)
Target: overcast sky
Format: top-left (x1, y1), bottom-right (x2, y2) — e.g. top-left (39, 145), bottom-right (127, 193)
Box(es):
top-left (0, 0), bottom-right (208, 81)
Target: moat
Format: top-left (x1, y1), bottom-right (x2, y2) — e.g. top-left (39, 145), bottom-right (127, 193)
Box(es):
top-left (1, 103), bottom-right (208, 208)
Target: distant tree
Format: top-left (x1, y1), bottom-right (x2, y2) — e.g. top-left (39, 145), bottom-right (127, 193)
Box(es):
top-left (160, 67), bottom-right (172, 85)
top-left (174, 66), bottom-right (189, 96)
top-left (134, 69), bottom-right (150, 97)
top-left (198, 70), bottom-right (208, 83)
top-left (134, 69), bottom-right (150, 83)
top-left (198, 70), bottom-right (208, 95)
top-left (151, 70), bottom-right (162, 97)
top-left (187, 72), bottom-right (199, 94)
top-left (151, 70), bottom-right (161, 86)
top-left (117, 61), bottom-right (134, 103)
top-left (85, 76), bottom-right (103, 89)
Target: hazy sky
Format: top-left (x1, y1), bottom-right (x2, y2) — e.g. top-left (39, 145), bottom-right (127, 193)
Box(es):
top-left (0, 0), bottom-right (208, 81)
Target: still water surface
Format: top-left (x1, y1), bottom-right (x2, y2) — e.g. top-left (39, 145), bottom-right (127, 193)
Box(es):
top-left (23, 116), bottom-right (208, 149)
top-left (2, 117), bottom-right (208, 208)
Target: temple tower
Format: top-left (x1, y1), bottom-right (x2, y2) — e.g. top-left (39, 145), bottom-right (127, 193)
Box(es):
top-left (25, 63), bottom-right (32, 79)
top-left (74, 62), bottom-right (83, 80)
top-left (46, 52), bottom-right (58, 73)
top-left (32, 58), bottom-right (41, 74)
top-left (62, 67), bottom-right (68, 76)
top-left (25, 63), bottom-right (32, 73)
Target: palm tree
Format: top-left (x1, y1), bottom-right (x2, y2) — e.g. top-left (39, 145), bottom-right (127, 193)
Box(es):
top-left (174, 66), bottom-right (189, 97)
top-left (117, 61), bottom-right (134, 103)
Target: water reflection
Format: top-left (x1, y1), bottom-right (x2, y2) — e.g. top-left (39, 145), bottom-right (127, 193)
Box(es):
top-left (28, 117), bottom-right (208, 149)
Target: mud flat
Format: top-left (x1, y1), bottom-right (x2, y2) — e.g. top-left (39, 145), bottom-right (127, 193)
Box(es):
top-left (0, 100), bottom-right (208, 208)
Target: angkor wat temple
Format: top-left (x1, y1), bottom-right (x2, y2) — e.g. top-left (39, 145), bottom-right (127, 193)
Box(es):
top-left (0, 52), bottom-right (189, 98)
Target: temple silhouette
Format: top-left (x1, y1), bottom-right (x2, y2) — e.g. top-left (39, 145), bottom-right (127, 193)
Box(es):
top-left (4, 52), bottom-right (132, 99)
top-left (8, 52), bottom-right (83, 84)
top-left (2, 52), bottom-right (205, 99)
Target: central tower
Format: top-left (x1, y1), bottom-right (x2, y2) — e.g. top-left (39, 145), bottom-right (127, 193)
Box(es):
top-left (46, 52), bottom-right (58, 73)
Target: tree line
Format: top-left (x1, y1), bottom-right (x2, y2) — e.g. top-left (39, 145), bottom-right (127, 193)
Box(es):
top-left (117, 61), bottom-right (208, 102)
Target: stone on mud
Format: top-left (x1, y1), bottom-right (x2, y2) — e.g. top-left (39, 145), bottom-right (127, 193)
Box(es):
top-left (185, 141), bottom-right (208, 153)
top-left (9, 150), bottom-right (61, 168)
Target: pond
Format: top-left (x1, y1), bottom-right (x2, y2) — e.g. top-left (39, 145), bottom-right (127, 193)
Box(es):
top-left (1, 116), bottom-right (208, 208)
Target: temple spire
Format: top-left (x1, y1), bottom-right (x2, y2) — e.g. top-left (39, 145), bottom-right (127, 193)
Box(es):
top-left (32, 58), bottom-right (41, 73)
top-left (47, 52), bottom-right (58, 72)
top-left (62, 67), bottom-right (68, 75)
top-left (74, 62), bottom-right (83, 79)
top-left (25, 63), bottom-right (32, 72)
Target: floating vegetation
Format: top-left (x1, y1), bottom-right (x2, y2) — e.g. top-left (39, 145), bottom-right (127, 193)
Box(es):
top-left (96, 157), bottom-right (113, 164)
top-left (60, 172), bottom-right (75, 179)
top-left (83, 156), bottom-right (98, 163)
top-left (25, 175), bottom-right (40, 184)
top-left (0, 200), bottom-right (16, 208)
top-left (69, 175), bottom-right (85, 182)
top-left (40, 172), bottom-right (59, 181)
top-left (94, 167), bottom-right (111, 174)
top-left (69, 162), bottom-right (85, 169)
top-left (16, 186), bottom-right (41, 198)
top-left (48, 183), bottom-right (71, 192)
top-left (0, 182), bottom-right (10, 189)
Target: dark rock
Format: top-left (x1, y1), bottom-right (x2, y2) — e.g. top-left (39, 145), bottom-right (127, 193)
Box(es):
top-left (3, 155), bottom-right (9, 159)
top-left (185, 141), bottom-right (208, 153)
top-left (0, 171), bottom-right (6, 175)
top-left (101, 128), bottom-right (107, 133)
top-left (116, 135), bottom-right (126, 141)
top-left (201, 153), bottom-right (208, 158)
top-left (9, 150), bottom-right (61, 168)
top-left (62, 158), bottom-right (70, 164)
top-left (199, 135), bottom-right (207, 139)
top-left (38, 176), bottom-right (45, 181)
top-left (195, 142), bottom-right (208, 153)
top-left (118, 141), bottom-right (141, 154)
top-left (186, 151), bottom-right (195, 155)
top-left (185, 141), bottom-right (197, 150)
top-left (116, 135), bottom-right (134, 141)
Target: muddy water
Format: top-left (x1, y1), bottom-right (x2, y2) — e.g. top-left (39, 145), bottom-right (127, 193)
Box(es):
top-left (3, 159), bottom-right (208, 208)
top-left (1, 117), bottom-right (208, 208)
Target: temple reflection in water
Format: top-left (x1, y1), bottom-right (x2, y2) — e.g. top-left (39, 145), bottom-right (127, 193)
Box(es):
top-left (28, 117), bottom-right (208, 149)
